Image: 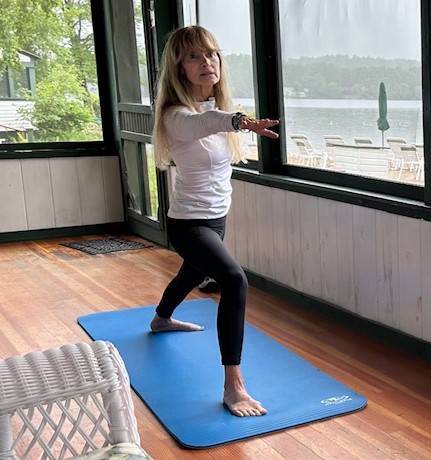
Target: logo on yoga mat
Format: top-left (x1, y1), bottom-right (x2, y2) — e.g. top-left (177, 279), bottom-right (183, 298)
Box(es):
top-left (320, 395), bottom-right (352, 406)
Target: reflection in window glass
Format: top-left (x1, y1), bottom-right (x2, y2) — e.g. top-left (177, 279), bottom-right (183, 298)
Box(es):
top-left (144, 143), bottom-right (159, 219)
top-left (279, 0), bottom-right (423, 185)
top-left (16, 68), bottom-right (30, 94)
top-left (0, 0), bottom-right (101, 144)
top-left (183, 0), bottom-right (258, 160)
top-left (0, 72), bottom-right (9, 98)
top-left (124, 140), bottom-right (143, 214)
top-left (133, 0), bottom-right (150, 105)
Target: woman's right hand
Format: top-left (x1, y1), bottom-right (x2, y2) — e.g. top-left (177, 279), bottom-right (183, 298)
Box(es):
top-left (240, 117), bottom-right (279, 139)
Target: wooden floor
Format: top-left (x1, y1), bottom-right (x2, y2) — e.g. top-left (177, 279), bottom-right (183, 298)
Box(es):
top-left (1, 234), bottom-right (431, 459)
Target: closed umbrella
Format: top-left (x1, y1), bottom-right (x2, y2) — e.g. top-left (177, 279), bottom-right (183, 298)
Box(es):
top-left (377, 81), bottom-right (390, 147)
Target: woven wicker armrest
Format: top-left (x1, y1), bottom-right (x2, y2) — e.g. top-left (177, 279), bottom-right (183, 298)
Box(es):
top-left (0, 341), bottom-right (140, 460)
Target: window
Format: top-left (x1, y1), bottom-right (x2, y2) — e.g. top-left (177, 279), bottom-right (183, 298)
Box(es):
top-left (278, 0), bottom-right (423, 186)
top-left (0, 72), bottom-right (9, 98)
top-left (183, 0), bottom-right (258, 161)
top-left (16, 67), bottom-right (30, 94)
top-left (0, 0), bottom-right (102, 144)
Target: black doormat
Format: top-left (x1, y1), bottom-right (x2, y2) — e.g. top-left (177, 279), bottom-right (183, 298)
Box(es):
top-left (61, 237), bottom-right (152, 255)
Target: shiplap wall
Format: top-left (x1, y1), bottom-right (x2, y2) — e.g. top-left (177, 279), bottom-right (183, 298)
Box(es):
top-left (224, 179), bottom-right (431, 344)
top-left (0, 156), bottom-right (124, 232)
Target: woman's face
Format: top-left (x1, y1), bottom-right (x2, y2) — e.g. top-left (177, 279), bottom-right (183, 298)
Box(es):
top-left (181, 49), bottom-right (220, 99)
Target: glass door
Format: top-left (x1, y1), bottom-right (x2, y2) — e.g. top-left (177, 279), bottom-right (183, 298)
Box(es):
top-left (109, 0), bottom-right (169, 245)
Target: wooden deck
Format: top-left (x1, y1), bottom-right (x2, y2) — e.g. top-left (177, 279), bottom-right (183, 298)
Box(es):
top-left (1, 235), bottom-right (431, 459)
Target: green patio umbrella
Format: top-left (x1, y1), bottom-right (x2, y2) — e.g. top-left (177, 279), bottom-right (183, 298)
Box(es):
top-left (377, 81), bottom-right (390, 147)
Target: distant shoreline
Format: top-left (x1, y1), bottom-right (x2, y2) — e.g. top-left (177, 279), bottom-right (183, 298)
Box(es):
top-left (233, 98), bottom-right (422, 110)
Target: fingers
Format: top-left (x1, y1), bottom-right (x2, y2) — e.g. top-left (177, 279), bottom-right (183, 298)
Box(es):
top-left (241, 117), bottom-right (279, 139)
top-left (259, 127), bottom-right (279, 139)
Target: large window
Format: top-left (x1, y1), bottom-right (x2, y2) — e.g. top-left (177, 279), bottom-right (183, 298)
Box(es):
top-left (0, 0), bottom-right (102, 144)
top-left (279, 0), bottom-right (423, 186)
top-left (183, 0), bottom-right (258, 161)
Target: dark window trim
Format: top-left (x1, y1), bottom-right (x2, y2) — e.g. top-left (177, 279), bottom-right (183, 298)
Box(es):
top-left (0, 141), bottom-right (115, 159)
top-left (248, 0), bottom-right (430, 208)
top-left (232, 166), bottom-right (431, 221)
top-left (0, 0), bottom-right (118, 158)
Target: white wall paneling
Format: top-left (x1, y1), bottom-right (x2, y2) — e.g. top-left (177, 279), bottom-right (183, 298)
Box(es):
top-left (229, 180), bottom-right (430, 344)
top-left (299, 193), bottom-right (322, 299)
top-left (49, 157), bottom-right (83, 228)
top-left (0, 156), bottom-right (124, 234)
top-left (101, 156), bottom-right (124, 223)
top-left (319, 198), bottom-right (339, 307)
top-left (335, 201), bottom-right (356, 312)
top-left (243, 181), bottom-right (260, 273)
top-left (376, 211), bottom-right (400, 329)
top-left (398, 215), bottom-right (422, 338)
top-left (420, 219), bottom-right (431, 342)
top-left (21, 159), bottom-right (55, 230)
top-left (0, 160), bottom-right (27, 232)
top-left (284, 190), bottom-right (303, 292)
top-left (270, 187), bottom-right (289, 285)
top-left (231, 180), bottom-right (248, 268)
top-left (256, 184), bottom-right (275, 279)
top-left (77, 156), bottom-right (107, 225)
top-left (352, 206), bottom-right (378, 321)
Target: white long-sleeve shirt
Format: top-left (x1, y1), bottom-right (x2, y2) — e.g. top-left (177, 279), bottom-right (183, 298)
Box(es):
top-left (165, 99), bottom-right (237, 220)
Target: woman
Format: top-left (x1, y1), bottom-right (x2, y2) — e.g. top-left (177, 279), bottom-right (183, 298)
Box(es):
top-left (151, 25), bottom-right (278, 417)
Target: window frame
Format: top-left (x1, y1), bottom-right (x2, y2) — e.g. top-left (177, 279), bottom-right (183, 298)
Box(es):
top-left (0, 0), bottom-right (116, 158)
top-left (239, 0), bottom-right (431, 211)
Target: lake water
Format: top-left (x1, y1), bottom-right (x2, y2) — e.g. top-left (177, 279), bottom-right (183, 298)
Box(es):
top-left (233, 98), bottom-right (423, 151)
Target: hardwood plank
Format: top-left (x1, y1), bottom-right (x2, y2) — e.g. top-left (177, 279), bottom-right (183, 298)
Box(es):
top-left (1, 235), bottom-right (430, 459)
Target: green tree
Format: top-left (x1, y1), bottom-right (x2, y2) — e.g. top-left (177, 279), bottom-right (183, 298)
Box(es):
top-left (20, 64), bottom-right (94, 141)
top-left (0, 0), bottom-right (101, 141)
top-left (0, 0), bottom-right (63, 73)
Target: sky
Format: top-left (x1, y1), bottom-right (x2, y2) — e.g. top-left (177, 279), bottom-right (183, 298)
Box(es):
top-left (191, 0), bottom-right (421, 61)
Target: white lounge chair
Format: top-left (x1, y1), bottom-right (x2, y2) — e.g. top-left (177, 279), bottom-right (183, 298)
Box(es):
top-left (386, 137), bottom-right (407, 171)
top-left (323, 135), bottom-right (345, 145)
top-left (354, 137), bottom-right (373, 145)
top-left (399, 144), bottom-right (423, 181)
top-left (290, 134), bottom-right (328, 168)
top-left (0, 341), bottom-right (152, 460)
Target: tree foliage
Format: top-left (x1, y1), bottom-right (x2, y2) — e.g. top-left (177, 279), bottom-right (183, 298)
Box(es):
top-left (0, 0), bottom-right (63, 72)
top-left (0, 0), bottom-right (101, 141)
top-left (20, 64), bottom-right (95, 141)
top-left (283, 55), bottom-right (421, 100)
top-left (225, 53), bottom-right (421, 101)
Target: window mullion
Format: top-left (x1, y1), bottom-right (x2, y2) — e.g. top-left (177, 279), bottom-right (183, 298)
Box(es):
top-left (250, 0), bottom-right (282, 174)
top-left (421, 0), bottom-right (431, 205)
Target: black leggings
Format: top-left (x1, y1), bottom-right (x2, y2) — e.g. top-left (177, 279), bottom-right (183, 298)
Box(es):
top-left (156, 216), bottom-right (248, 365)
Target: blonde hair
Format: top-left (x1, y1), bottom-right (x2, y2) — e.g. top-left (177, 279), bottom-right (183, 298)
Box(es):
top-left (152, 25), bottom-right (243, 170)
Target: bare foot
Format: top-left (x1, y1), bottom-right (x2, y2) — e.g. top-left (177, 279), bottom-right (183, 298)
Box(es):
top-left (223, 365), bottom-right (266, 417)
top-left (223, 388), bottom-right (267, 417)
top-left (150, 314), bottom-right (204, 332)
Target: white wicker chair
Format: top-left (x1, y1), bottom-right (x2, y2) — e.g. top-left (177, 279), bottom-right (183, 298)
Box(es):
top-left (0, 341), bottom-right (146, 460)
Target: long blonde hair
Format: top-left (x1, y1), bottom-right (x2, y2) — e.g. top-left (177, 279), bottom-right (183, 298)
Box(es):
top-left (152, 25), bottom-right (243, 170)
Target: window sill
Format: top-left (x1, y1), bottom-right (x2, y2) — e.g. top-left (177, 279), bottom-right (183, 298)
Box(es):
top-left (232, 166), bottom-right (431, 221)
top-left (0, 141), bottom-right (113, 159)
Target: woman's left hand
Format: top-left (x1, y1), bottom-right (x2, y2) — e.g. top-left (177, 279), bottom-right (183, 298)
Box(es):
top-left (240, 117), bottom-right (279, 139)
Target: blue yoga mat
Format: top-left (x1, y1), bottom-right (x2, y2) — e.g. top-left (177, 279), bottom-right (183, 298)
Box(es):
top-left (77, 298), bottom-right (367, 448)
